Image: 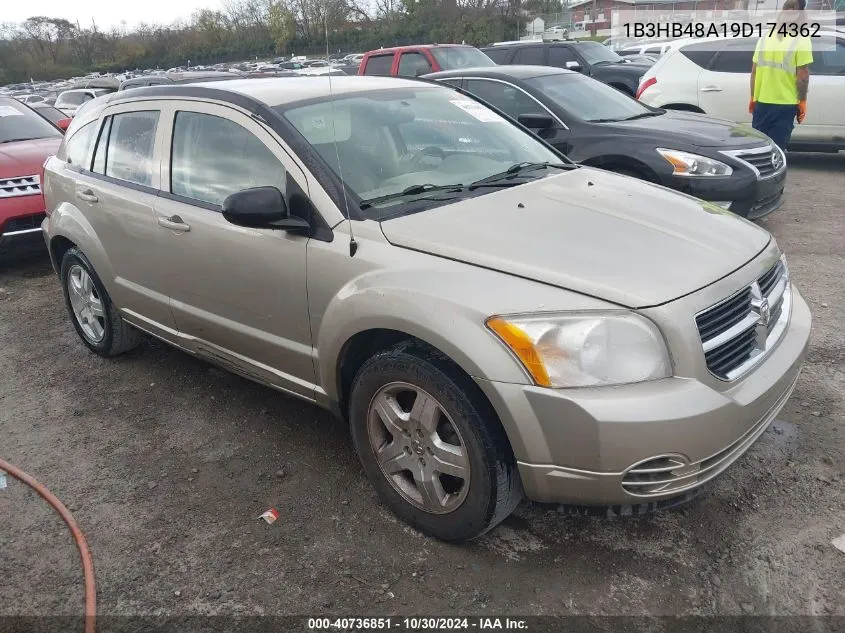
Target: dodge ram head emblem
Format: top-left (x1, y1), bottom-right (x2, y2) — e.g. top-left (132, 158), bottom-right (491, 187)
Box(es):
top-left (759, 298), bottom-right (771, 328)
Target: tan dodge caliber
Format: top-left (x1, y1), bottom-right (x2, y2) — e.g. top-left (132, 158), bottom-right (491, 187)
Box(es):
top-left (42, 78), bottom-right (810, 541)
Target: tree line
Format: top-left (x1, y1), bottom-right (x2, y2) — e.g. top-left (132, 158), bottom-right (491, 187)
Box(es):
top-left (0, 0), bottom-right (563, 84)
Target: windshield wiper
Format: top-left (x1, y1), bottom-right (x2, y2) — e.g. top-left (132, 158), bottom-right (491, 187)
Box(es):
top-left (620, 111), bottom-right (663, 121)
top-left (0, 138), bottom-right (34, 144)
top-left (359, 183), bottom-right (464, 209)
top-left (468, 162), bottom-right (573, 190)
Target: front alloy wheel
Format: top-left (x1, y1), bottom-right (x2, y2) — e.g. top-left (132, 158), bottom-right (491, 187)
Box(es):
top-left (368, 382), bottom-right (471, 514)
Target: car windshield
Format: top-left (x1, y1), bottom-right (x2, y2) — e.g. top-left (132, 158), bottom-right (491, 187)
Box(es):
top-left (0, 99), bottom-right (62, 143)
top-left (278, 86), bottom-right (565, 219)
top-left (430, 47), bottom-right (495, 70)
top-left (525, 73), bottom-right (658, 122)
top-left (577, 42), bottom-right (624, 64)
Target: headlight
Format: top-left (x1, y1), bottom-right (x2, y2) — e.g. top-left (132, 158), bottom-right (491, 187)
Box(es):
top-left (656, 148), bottom-right (733, 177)
top-left (486, 312), bottom-right (672, 388)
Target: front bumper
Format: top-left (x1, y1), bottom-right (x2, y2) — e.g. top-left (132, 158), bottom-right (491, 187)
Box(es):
top-left (0, 196), bottom-right (48, 253)
top-left (475, 287), bottom-right (811, 506)
top-left (661, 166), bottom-right (785, 221)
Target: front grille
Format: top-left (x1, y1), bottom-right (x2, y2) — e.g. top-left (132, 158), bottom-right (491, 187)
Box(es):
top-left (4, 213), bottom-right (46, 234)
top-left (722, 145), bottom-right (784, 180)
top-left (0, 174), bottom-right (41, 199)
top-left (695, 258), bottom-right (790, 381)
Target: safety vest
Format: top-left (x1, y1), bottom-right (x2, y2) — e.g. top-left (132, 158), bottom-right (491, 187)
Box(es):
top-left (753, 34), bottom-right (811, 105)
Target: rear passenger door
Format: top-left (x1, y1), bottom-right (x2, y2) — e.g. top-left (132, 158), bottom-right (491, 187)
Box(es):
top-left (76, 103), bottom-right (179, 338)
top-left (153, 101), bottom-right (315, 398)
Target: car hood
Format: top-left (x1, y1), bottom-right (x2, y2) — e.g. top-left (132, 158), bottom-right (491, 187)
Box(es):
top-left (379, 167), bottom-right (770, 308)
top-left (0, 136), bottom-right (62, 178)
top-left (600, 110), bottom-right (771, 149)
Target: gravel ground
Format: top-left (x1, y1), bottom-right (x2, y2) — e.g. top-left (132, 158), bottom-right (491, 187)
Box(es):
top-left (1, 154), bottom-right (843, 628)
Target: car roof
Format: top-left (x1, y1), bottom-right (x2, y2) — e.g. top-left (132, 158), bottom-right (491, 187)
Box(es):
top-left (424, 65), bottom-right (575, 80)
top-left (106, 76), bottom-right (437, 108)
top-left (481, 40), bottom-right (598, 49)
top-left (367, 44), bottom-right (474, 54)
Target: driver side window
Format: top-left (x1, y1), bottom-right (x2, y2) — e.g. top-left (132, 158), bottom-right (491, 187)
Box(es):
top-left (170, 111), bottom-right (286, 207)
top-left (464, 79), bottom-right (545, 122)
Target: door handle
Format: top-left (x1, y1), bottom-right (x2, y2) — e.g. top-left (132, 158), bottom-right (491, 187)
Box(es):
top-left (157, 215), bottom-right (191, 232)
top-left (75, 188), bottom-right (98, 203)
top-left (700, 85), bottom-right (722, 92)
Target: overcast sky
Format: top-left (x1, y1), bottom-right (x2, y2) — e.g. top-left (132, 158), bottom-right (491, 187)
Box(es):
top-left (7, 0), bottom-right (225, 30)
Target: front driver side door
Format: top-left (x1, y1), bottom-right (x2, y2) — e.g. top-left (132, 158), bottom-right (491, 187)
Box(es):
top-left (153, 102), bottom-right (315, 399)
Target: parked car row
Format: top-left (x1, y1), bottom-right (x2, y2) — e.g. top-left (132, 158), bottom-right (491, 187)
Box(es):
top-left (33, 77), bottom-right (810, 543)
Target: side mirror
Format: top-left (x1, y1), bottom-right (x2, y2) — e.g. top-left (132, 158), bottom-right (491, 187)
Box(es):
top-left (565, 61), bottom-right (582, 72)
top-left (56, 118), bottom-right (72, 132)
top-left (518, 113), bottom-right (556, 130)
top-left (222, 186), bottom-right (309, 232)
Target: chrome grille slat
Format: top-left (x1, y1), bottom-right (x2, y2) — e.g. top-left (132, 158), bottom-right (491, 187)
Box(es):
top-left (695, 287), bottom-right (752, 341)
top-left (0, 174), bottom-right (41, 199)
top-left (695, 258), bottom-right (791, 381)
top-left (720, 144), bottom-right (784, 180)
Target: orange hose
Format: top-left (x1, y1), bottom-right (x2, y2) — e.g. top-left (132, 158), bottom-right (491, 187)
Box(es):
top-left (0, 458), bottom-right (96, 633)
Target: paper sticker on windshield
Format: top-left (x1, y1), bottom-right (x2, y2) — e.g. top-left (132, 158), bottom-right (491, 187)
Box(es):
top-left (450, 100), bottom-right (505, 123)
top-left (309, 116), bottom-right (327, 131)
top-left (0, 106), bottom-right (23, 117)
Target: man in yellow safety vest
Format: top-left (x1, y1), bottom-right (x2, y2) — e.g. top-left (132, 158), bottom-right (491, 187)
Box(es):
top-left (749, 0), bottom-right (813, 151)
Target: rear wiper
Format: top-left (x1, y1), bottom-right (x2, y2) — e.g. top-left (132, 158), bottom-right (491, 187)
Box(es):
top-left (359, 183), bottom-right (464, 209)
top-left (468, 162), bottom-right (573, 190)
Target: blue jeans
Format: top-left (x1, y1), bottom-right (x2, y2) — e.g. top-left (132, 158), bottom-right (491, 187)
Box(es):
top-left (752, 102), bottom-right (797, 151)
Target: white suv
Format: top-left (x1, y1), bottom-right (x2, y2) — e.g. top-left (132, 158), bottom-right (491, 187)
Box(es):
top-left (637, 32), bottom-right (845, 152)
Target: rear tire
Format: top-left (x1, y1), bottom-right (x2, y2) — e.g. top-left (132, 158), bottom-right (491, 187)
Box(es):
top-left (349, 342), bottom-right (522, 542)
top-left (60, 247), bottom-right (141, 357)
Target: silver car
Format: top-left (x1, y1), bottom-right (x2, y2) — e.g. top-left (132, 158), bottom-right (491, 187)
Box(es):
top-left (42, 78), bottom-right (810, 541)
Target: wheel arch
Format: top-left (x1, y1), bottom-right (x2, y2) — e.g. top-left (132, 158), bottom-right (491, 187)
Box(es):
top-left (580, 155), bottom-right (660, 182)
top-left (661, 103), bottom-right (705, 113)
top-left (47, 203), bottom-right (115, 290)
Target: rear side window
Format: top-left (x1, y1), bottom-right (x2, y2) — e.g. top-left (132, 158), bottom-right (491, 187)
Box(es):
top-left (482, 48), bottom-right (511, 64)
top-left (364, 54), bottom-right (394, 76)
top-left (680, 42), bottom-right (720, 69)
top-left (514, 47), bottom-right (546, 65)
top-left (64, 121), bottom-right (97, 168)
top-left (170, 111), bottom-right (286, 207)
top-left (101, 111), bottom-right (160, 187)
top-left (397, 52), bottom-right (433, 77)
top-left (709, 39), bottom-right (755, 73)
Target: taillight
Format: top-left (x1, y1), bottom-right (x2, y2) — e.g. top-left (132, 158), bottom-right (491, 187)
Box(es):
top-left (636, 77), bottom-right (656, 100)
top-left (41, 156), bottom-right (52, 216)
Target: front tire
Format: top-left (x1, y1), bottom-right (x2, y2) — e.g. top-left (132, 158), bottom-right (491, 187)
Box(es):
top-left (349, 342), bottom-right (522, 542)
top-left (60, 247), bottom-right (141, 356)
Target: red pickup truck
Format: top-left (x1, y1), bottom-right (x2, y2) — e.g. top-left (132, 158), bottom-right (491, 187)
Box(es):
top-left (358, 44), bottom-right (495, 77)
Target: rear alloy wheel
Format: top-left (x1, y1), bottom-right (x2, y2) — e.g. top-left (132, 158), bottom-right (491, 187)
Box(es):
top-left (349, 343), bottom-right (522, 542)
top-left (60, 247), bottom-right (141, 356)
